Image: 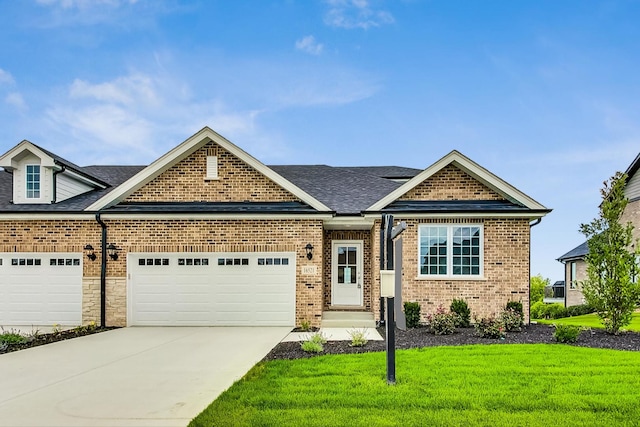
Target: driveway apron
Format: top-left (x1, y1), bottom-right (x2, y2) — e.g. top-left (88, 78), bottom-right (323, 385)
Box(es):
top-left (0, 327), bottom-right (290, 427)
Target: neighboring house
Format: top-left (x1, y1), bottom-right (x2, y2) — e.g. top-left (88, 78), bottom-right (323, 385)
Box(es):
top-left (543, 280), bottom-right (566, 305)
top-left (0, 127), bottom-right (550, 328)
top-left (557, 151), bottom-right (640, 307)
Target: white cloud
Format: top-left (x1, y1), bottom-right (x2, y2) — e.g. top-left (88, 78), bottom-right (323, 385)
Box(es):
top-left (295, 36), bottom-right (324, 55)
top-left (324, 0), bottom-right (394, 30)
top-left (0, 68), bottom-right (15, 85)
top-left (69, 74), bottom-right (160, 106)
top-left (5, 93), bottom-right (28, 111)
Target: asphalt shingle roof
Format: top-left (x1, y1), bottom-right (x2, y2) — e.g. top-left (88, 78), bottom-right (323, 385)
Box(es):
top-left (105, 201), bottom-right (322, 214)
top-left (557, 241), bottom-right (589, 262)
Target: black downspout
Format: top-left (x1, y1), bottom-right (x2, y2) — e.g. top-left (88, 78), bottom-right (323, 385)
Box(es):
top-left (379, 217), bottom-right (385, 326)
top-left (529, 218), bottom-right (542, 324)
top-left (51, 166), bottom-right (65, 204)
top-left (96, 213), bottom-right (107, 328)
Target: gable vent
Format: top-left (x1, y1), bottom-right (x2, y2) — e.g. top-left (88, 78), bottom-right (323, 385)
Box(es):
top-left (206, 147), bottom-right (218, 179)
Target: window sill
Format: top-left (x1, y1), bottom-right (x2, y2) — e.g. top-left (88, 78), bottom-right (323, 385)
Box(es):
top-left (204, 177), bottom-right (220, 181)
top-left (416, 275), bottom-right (486, 281)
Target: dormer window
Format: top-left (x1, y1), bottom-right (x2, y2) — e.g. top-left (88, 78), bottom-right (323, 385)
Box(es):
top-left (26, 165), bottom-right (41, 199)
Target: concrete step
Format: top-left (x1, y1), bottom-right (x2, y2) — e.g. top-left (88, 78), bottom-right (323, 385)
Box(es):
top-left (320, 311), bottom-right (376, 328)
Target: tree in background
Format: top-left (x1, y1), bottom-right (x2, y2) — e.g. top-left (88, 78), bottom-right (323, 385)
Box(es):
top-left (580, 172), bottom-right (640, 335)
top-left (530, 274), bottom-right (548, 304)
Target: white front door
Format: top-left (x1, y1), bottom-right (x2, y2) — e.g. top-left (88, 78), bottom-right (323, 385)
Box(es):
top-left (331, 241), bottom-right (363, 306)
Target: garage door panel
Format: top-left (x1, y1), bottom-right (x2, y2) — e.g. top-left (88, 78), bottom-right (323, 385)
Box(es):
top-left (129, 252), bottom-right (295, 326)
top-left (0, 253), bottom-right (82, 326)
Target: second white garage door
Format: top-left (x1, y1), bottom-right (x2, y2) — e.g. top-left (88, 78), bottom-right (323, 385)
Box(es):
top-left (128, 252), bottom-right (296, 326)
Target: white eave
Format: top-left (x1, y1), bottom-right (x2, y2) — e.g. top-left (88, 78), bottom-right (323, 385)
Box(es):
top-left (366, 150), bottom-right (549, 213)
top-left (85, 127), bottom-right (333, 212)
top-left (0, 140), bottom-right (58, 170)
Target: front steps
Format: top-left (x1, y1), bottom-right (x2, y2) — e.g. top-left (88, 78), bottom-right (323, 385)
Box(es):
top-left (320, 311), bottom-right (376, 328)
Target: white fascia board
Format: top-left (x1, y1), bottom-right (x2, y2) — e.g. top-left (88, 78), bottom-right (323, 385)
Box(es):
top-left (362, 211), bottom-right (549, 220)
top-left (366, 150), bottom-right (548, 212)
top-left (63, 169), bottom-right (107, 189)
top-left (98, 213), bottom-right (334, 221)
top-left (0, 213), bottom-right (96, 221)
top-left (86, 127), bottom-right (332, 212)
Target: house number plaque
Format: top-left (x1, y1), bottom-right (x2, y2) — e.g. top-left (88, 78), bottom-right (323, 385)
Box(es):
top-left (302, 265), bottom-right (317, 275)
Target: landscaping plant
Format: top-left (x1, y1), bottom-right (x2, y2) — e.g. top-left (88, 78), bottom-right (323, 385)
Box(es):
top-left (300, 332), bottom-right (327, 353)
top-left (403, 301), bottom-right (421, 328)
top-left (347, 329), bottom-right (368, 347)
top-left (580, 171), bottom-right (640, 335)
top-left (553, 324), bottom-right (582, 343)
top-left (500, 308), bottom-right (523, 332)
top-left (450, 298), bottom-right (471, 327)
top-left (474, 316), bottom-right (505, 339)
top-left (426, 306), bottom-right (457, 335)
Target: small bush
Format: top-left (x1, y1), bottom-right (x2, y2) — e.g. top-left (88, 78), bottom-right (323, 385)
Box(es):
top-left (547, 304), bottom-right (568, 319)
top-left (474, 316), bottom-right (505, 339)
top-left (506, 301), bottom-right (524, 318)
top-left (530, 301), bottom-right (546, 319)
top-left (0, 331), bottom-right (27, 345)
top-left (300, 332), bottom-right (327, 353)
top-left (300, 340), bottom-right (323, 353)
top-left (299, 319), bottom-right (312, 332)
top-left (554, 324), bottom-right (582, 343)
top-left (348, 329), bottom-right (368, 347)
top-left (450, 299), bottom-right (471, 327)
top-left (426, 306), bottom-right (457, 335)
top-left (404, 302), bottom-right (421, 328)
top-left (500, 308), bottom-right (523, 332)
top-left (566, 304), bottom-right (595, 317)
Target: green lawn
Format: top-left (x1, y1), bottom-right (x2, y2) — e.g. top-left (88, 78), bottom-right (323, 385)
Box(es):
top-left (190, 344), bottom-right (640, 427)
top-left (534, 312), bottom-right (640, 331)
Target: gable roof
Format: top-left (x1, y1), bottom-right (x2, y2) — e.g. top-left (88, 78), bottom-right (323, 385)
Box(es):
top-left (366, 150), bottom-right (549, 213)
top-left (625, 152), bottom-right (640, 181)
top-left (557, 241), bottom-right (589, 262)
top-left (85, 127), bottom-right (332, 212)
top-left (0, 140), bottom-right (109, 188)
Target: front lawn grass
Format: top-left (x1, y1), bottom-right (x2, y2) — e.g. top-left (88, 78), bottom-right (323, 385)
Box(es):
top-left (190, 344), bottom-right (640, 426)
top-left (534, 312), bottom-right (640, 331)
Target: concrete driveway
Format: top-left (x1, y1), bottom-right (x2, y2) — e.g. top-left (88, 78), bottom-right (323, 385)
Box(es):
top-left (0, 327), bottom-right (290, 427)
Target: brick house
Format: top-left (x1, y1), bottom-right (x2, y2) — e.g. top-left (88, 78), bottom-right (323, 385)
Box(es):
top-left (557, 151), bottom-right (640, 307)
top-left (0, 127), bottom-right (550, 328)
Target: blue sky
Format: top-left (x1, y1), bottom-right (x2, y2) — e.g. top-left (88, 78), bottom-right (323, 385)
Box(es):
top-left (1, 0), bottom-right (639, 281)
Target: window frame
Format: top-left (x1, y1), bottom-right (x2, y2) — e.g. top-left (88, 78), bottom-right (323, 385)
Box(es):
top-left (25, 164), bottom-right (41, 199)
top-left (569, 262), bottom-right (577, 289)
top-left (418, 223), bottom-right (484, 279)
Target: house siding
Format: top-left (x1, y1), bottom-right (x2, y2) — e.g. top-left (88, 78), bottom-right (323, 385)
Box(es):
top-left (125, 142), bottom-right (299, 203)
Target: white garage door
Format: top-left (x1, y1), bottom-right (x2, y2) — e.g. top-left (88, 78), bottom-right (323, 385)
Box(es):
top-left (0, 253), bottom-right (82, 326)
top-left (128, 252), bottom-right (296, 326)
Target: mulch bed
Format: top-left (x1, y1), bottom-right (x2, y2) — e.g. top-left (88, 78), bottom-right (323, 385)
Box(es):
top-left (0, 327), bottom-right (118, 355)
top-left (263, 323), bottom-right (640, 361)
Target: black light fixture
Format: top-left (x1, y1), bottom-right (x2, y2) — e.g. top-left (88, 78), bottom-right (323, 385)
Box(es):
top-left (305, 243), bottom-right (314, 260)
top-left (84, 244), bottom-right (96, 261)
top-left (107, 243), bottom-right (119, 261)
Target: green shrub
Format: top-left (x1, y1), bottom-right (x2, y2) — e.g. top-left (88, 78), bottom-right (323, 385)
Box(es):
top-left (348, 329), bottom-right (368, 347)
top-left (404, 302), bottom-right (421, 328)
top-left (474, 316), bottom-right (505, 339)
top-left (547, 303), bottom-right (568, 319)
top-left (426, 306), bottom-right (456, 335)
top-left (299, 319), bottom-right (312, 332)
top-left (506, 301), bottom-right (524, 318)
top-left (450, 298), bottom-right (471, 327)
top-left (530, 301), bottom-right (546, 319)
top-left (300, 340), bottom-right (323, 353)
top-left (0, 330), bottom-right (27, 345)
top-left (500, 308), bottom-right (523, 332)
top-left (553, 324), bottom-right (582, 343)
top-left (566, 304), bottom-right (595, 317)
top-left (300, 332), bottom-right (327, 353)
